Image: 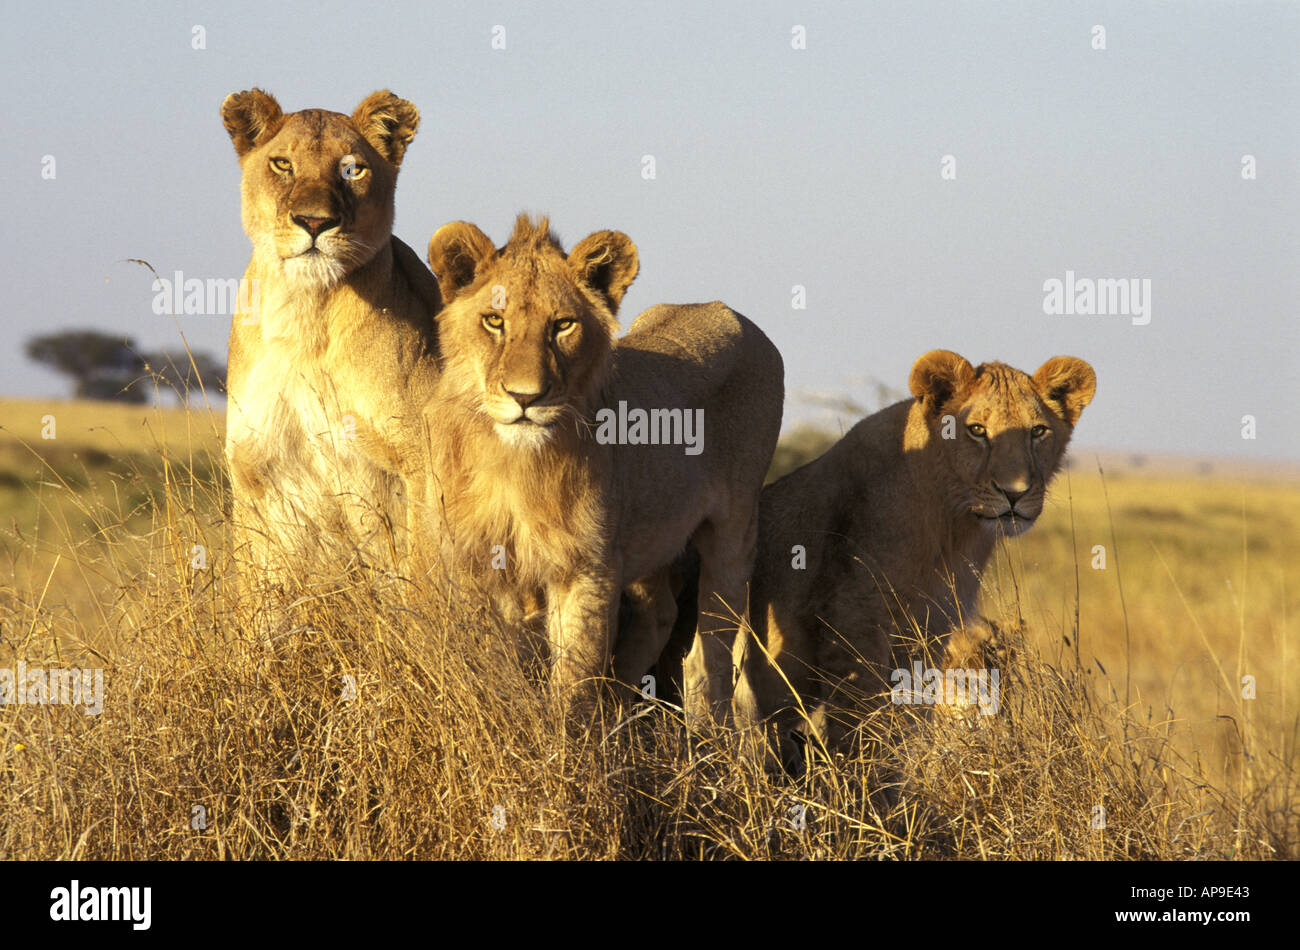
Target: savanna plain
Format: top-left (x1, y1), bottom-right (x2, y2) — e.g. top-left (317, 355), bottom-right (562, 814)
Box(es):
top-left (0, 394), bottom-right (1295, 859)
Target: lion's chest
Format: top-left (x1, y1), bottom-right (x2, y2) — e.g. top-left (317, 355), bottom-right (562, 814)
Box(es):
top-left (227, 351), bottom-right (395, 532)
top-left (438, 455), bottom-right (610, 593)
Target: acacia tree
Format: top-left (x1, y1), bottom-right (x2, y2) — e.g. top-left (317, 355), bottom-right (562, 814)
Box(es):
top-left (24, 330), bottom-right (147, 403)
top-left (25, 331), bottom-right (225, 403)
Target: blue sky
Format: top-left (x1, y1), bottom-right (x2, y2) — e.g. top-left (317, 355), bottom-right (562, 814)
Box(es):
top-left (3, 0), bottom-right (1297, 459)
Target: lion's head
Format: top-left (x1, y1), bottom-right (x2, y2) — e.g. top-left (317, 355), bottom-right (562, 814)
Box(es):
top-left (909, 350), bottom-right (1096, 536)
top-left (426, 215), bottom-right (638, 449)
top-left (221, 88), bottom-right (419, 288)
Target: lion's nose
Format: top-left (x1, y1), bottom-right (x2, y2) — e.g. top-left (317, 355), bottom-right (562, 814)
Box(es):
top-left (504, 385), bottom-right (548, 410)
top-left (995, 482), bottom-right (1029, 506)
top-left (292, 214), bottom-right (340, 240)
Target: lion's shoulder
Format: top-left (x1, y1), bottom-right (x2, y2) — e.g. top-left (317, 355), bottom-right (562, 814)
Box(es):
top-left (624, 301), bottom-right (743, 348)
top-left (614, 302), bottom-right (781, 406)
top-left (392, 236), bottom-right (443, 317)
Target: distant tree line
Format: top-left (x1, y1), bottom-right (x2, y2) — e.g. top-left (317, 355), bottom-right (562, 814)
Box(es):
top-left (24, 330), bottom-right (224, 403)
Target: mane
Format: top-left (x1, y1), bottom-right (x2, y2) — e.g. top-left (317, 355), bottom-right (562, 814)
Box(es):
top-left (427, 214), bottom-right (614, 591)
top-left (501, 214), bottom-right (566, 262)
top-left (431, 390), bottom-right (607, 595)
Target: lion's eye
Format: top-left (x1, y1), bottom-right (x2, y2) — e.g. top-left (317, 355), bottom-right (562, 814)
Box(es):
top-left (269, 157), bottom-right (293, 174)
top-left (482, 313), bottom-right (504, 332)
top-left (340, 156), bottom-right (367, 180)
top-left (967, 423), bottom-right (987, 439)
top-left (553, 317), bottom-right (576, 334)
top-left (1031, 424), bottom-right (1049, 438)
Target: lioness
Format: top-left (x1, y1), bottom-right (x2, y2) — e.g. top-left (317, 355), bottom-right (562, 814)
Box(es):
top-left (220, 89), bottom-right (441, 602)
top-left (420, 216), bottom-right (784, 723)
top-left (740, 350), bottom-right (1095, 758)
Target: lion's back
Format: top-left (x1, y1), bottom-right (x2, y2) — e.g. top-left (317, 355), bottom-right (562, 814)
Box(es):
top-left (615, 301), bottom-right (783, 419)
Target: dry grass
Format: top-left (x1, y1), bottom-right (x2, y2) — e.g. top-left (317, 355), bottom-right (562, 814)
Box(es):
top-left (0, 398), bottom-right (1294, 859)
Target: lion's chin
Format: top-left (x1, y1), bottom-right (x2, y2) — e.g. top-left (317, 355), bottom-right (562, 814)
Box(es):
top-left (493, 421), bottom-right (556, 450)
top-left (282, 249), bottom-right (350, 289)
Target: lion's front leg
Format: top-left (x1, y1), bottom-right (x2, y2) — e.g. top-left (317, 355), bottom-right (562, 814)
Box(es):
top-left (546, 570), bottom-right (619, 716)
top-left (226, 446), bottom-right (290, 647)
top-left (682, 510), bottom-right (759, 731)
top-left (610, 568), bottom-right (677, 689)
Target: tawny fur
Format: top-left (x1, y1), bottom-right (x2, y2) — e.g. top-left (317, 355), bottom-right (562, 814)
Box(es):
top-left (740, 350), bottom-right (1095, 758)
top-left (220, 89), bottom-right (440, 608)
top-left (420, 216), bottom-right (784, 722)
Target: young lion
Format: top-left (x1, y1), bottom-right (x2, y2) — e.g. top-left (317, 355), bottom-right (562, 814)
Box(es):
top-left (220, 89), bottom-right (441, 607)
top-left (740, 350), bottom-right (1095, 760)
top-left (420, 216), bottom-right (784, 723)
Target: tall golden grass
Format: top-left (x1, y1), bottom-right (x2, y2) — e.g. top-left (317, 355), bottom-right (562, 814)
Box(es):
top-left (0, 396), bottom-right (1294, 859)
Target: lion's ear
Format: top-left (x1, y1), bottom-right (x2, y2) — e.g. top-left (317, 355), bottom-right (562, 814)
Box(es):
top-left (221, 89), bottom-right (284, 158)
top-left (909, 350), bottom-right (976, 414)
top-left (352, 90), bottom-right (420, 167)
top-left (568, 231), bottom-right (639, 313)
top-left (1033, 357), bottom-right (1096, 426)
top-left (427, 222), bottom-right (497, 302)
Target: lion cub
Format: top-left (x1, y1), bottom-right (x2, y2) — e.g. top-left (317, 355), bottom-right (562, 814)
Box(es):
top-left (739, 350), bottom-right (1095, 760)
top-left (420, 216), bottom-right (784, 723)
top-left (220, 89), bottom-right (441, 606)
